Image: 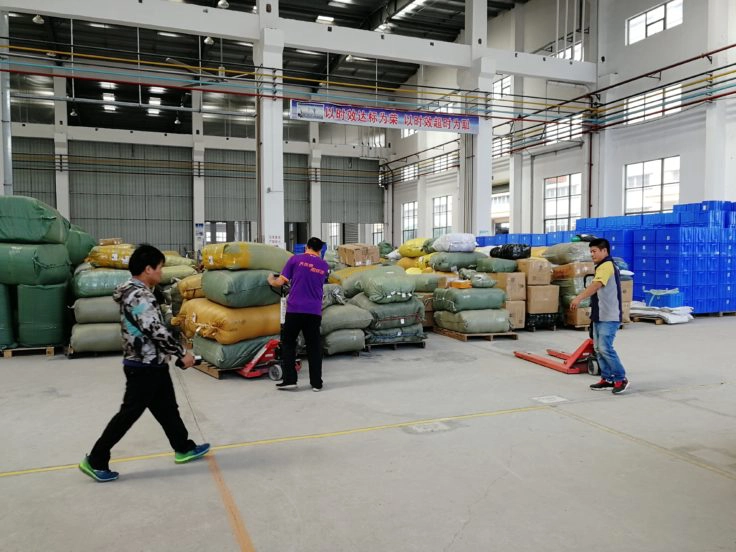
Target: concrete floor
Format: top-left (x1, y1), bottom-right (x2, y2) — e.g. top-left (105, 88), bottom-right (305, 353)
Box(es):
top-left (1, 318), bottom-right (736, 552)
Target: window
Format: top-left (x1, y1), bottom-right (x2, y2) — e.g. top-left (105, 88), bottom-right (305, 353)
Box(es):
top-left (205, 222), bottom-right (227, 244)
top-left (491, 76), bottom-right (511, 100)
top-left (432, 195), bottom-right (452, 238)
top-left (553, 41), bottom-right (583, 61)
top-left (544, 174), bottom-right (582, 232)
top-left (625, 84), bottom-right (681, 124)
top-left (328, 222), bottom-right (340, 248)
top-left (401, 201), bottom-right (418, 242)
top-left (624, 156), bottom-right (680, 214)
top-left (402, 164), bottom-right (419, 181)
top-left (491, 192), bottom-right (511, 218)
top-left (627, 0), bottom-right (683, 45)
top-left (432, 153), bottom-right (454, 173)
top-left (546, 113), bottom-right (583, 144)
top-left (372, 223), bottom-right (384, 245)
top-left (493, 136), bottom-right (511, 158)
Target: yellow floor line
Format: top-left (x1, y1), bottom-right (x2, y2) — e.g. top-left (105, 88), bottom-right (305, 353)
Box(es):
top-left (207, 455), bottom-right (256, 552)
top-left (0, 405), bottom-right (546, 479)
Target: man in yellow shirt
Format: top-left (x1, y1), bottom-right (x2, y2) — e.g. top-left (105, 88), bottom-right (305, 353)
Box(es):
top-left (570, 238), bottom-right (629, 394)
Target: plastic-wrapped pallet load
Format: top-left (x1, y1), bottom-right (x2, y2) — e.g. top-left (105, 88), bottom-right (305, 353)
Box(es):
top-left (348, 293), bottom-right (425, 330)
top-left (202, 269), bottom-right (280, 308)
top-left (0, 243), bottom-right (71, 285)
top-left (0, 196), bottom-right (68, 244)
top-left (17, 283), bottom-right (67, 346)
top-left (323, 329), bottom-right (365, 356)
top-left (193, 334), bottom-right (278, 370)
top-left (433, 288), bottom-right (506, 313)
top-left (201, 242), bottom-right (291, 272)
top-left (434, 310), bottom-right (511, 334)
top-left (0, 283), bottom-right (16, 349)
top-left (69, 323), bottom-right (121, 353)
top-left (173, 298), bottom-right (280, 344)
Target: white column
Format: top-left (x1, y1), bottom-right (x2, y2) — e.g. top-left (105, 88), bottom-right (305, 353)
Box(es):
top-left (191, 91), bottom-right (205, 256)
top-left (416, 175), bottom-right (428, 237)
top-left (0, 12), bottom-right (11, 196)
top-left (53, 75), bottom-right (70, 217)
top-left (309, 148), bottom-right (321, 239)
top-left (253, 23), bottom-right (285, 247)
top-left (509, 153), bottom-right (525, 232)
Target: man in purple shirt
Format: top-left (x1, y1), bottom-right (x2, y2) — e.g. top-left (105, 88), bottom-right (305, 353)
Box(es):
top-left (267, 237), bottom-right (329, 391)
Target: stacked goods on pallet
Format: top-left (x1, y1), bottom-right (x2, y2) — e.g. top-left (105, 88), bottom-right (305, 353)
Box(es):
top-left (321, 284), bottom-right (372, 356)
top-left (0, 196), bottom-right (73, 349)
top-left (337, 243), bottom-right (380, 267)
top-left (432, 286), bottom-right (510, 334)
top-left (475, 256), bottom-right (524, 329)
top-left (552, 262), bottom-right (595, 327)
top-left (394, 237), bottom-right (434, 271)
top-left (407, 273), bottom-right (448, 329)
top-left (69, 264), bottom-right (130, 354)
top-left (518, 255), bottom-right (558, 330)
top-left (181, 242), bottom-right (290, 370)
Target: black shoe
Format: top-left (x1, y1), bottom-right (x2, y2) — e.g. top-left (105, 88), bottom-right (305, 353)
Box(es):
top-left (590, 379), bottom-right (614, 390)
top-left (612, 379), bottom-right (629, 395)
top-left (276, 382), bottom-right (298, 390)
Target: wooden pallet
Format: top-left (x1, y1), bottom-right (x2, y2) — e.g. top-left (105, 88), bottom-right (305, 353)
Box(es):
top-left (193, 361), bottom-right (238, 380)
top-left (433, 327), bottom-right (519, 342)
top-left (524, 325), bottom-right (558, 333)
top-left (3, 346), bottom-right (58, 359)
top-left (363, 340), bottom-right (427, 352)
top-left (631, 316), bottom-right (665, 325)
top-left (693, 311), bottom-right (736, 318)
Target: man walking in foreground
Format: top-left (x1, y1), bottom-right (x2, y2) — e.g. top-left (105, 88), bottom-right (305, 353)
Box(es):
top-left (570, 238), bottom-right (629, 395)
top-left (80, 244), bottom-right (209, 482)
top-left (267, 237), bottom-right (329, 392)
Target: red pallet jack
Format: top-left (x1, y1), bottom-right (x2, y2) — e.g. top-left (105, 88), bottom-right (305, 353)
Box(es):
top-left (234, 338), bottom-right (302, 380)
top-left (514, 338), bottom-right (599, 375)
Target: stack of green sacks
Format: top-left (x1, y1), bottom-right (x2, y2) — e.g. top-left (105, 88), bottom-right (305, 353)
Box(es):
top-left (432, 287), bottom-right (511, 334)
top-left (0, 196), bottom-right (73, 349)
top-left (321, 284), bottom-right (372, 356)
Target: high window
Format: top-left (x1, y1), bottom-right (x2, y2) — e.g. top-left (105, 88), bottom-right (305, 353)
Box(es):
top-left (553, 41), bottom-right (583, 61)
top-left (491, 76), bottom-right (511, 100)
top-left (432, 196), bottom-right (452, 238)
top-left (328, 222), bottom-right (340, 248)
top-left (401, 201), bottom-right (418, 242)
top-left (544, 173), bottom-right (582, 232)
top-left (372, 223), bottom-right (384, 245)
top-left (624, 156), bottom-right (680, 214)
top-left (627, 0), bottom-right (683, 45)
top-left (625, 85), bottom-right (681, 124)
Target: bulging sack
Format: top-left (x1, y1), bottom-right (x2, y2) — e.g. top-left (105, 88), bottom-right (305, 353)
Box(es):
top-left (323, 328), bottom-right (366, 356)
top-left (434, 309), bottom-right (511, 334)
top-left (433, 287), bottom-right (506, 313)
top-left (476, 257), bottom-right (518, 273)
top-left (320, 304), bottom-right (373, 336)
top-left (322, 284), bottom-right (347, 309)
top-left (202, 269), bottom-right (279, 308)
top-left (542, 242), bottom-right (592, 265)
top-left (17, 283), bottom-right (68, 346)
top-left (0, 283), bottom-right (15, 348)
top-left (86, 244), bottom-right (136, 269)
top-left (173, 298), bottom-right (280, 344)
top-left (429, 252), bottom-right (487, 273)
top-left (201, 242), bottom-right (292, 272)
top-left (409, 273), bottom-right (445, 292)
top-left (348, 293), bottom-right (424, 330)
top-left (398, 238), bottom-right (429, 258)
top-left (0, 243), bottom-right (71, 286)
top-left (342, 265), bottom-right (405, 298)
top-left (193, 334), bottom-right (277, 370)
top-left (365, 323), bottom-right (425, 344)
top-left (490, 244), bottom-right (531, 260)
top-left (160, 265), bottom-right (197, 285)
top-left (65, 225), bottom-right (96, 266)
top-left (73, 268), bottom-right (130, 298)
top-left (73, 296), bottom-right (120, 324)
top-left (431, 233), bottom-right (477, 253)
top-left (178, 274), bottom-right (205, 300)
top-left (0, 196), bottom-right (68, 244)
top-left (69, 323), bottom-right (122, 353)
top-left (359, 274), bottom-right (416, 304)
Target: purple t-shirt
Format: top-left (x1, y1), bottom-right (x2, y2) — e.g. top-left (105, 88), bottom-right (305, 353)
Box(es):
top-left (281, 253), bottom-right (329, 316)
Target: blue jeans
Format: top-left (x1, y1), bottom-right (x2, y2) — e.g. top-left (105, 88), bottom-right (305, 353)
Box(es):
top-left (592, 321), bottom-right (627, 382)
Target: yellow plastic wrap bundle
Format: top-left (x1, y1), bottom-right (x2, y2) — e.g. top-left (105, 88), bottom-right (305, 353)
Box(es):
top-left (328, 265), bottom-right (378, 285)
top-left (178, 274), bottom-right (204, 300)
top-left (86, 244), bottom-right (136, 269)
top-left (172, 298), bottom-right (280, 344)
top-left (397, 257), bottom-right (419, 270)
top-left (201, 242), bottom-right (292, 272)
top-left (416, 252), bottom-right (436, 270)
top-left (398, 238), bottom-right (429, 258)
top-left (531, 246), bottom-right (547, 259)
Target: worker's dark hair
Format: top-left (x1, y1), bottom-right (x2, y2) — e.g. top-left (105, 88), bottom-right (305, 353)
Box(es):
top-left (306, 237), bottom-right (325, 252)
top-left (589, 238), bottom-right (611, 254)
top-left (129, 244), bottom-right (165, 276)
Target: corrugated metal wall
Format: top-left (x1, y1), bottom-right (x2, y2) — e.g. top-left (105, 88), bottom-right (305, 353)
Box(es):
top-left (12, 137), bottom-right (56, 207)
top-left (321, 156), bottom-right (383, 223)
top-left (68, 141), bottom-right (193, 252)
top-left (284, 153), bottom-right (309, 223)
top-left (204, 149), bottom-right (257, 221)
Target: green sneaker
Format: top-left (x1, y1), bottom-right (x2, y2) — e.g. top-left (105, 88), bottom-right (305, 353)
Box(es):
top-left (79, 456), bottom-right (119, 482)
top-left (174, 443), bottom-right (211, 464)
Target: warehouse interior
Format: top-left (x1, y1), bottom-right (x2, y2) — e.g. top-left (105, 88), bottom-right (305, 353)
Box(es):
top-left (1, 0), bottom-right (736, 551)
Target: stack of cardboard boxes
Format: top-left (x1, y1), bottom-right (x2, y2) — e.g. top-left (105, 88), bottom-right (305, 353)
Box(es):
top-left (494, 272), bottom-right (526, 330)
top-left (518, 258), bottom-right (559, 325)
top-left (337, 244), bottom-right (380, 267)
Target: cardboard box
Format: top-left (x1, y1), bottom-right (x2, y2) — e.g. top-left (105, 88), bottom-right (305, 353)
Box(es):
top-left (526, 284), bottom-right (560, 314)
top-left (565, 307), bottom-right (591, 327)
top-left (98, 237), bottom-right (123, 246)
top-left (517, 258), bottom-right (553, 285)
top-left (504, 300), bottom-right (526, 330)
top-left (493, 272), bottom-right (526, 301)
top-left (622, 301), bottom-right (631, 323)
top-left (621, 279), bottom-right (633, 302)
top-left (337, 243), bottom-right (380, 267)
top-left (552, 262), bottom-right (595, 280)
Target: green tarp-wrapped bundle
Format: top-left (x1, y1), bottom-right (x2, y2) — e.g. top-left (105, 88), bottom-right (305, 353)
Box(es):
top-left (0, 196), bottom-right (68, 244)
top-left (429, 252), bottom-right (487, 273)
top-left (342, 265), bottom-right (405, 298)
top-left (193, 334), bottom-right (277, 370)
top-left (408, 273), bottom-right (445, 293)
top-left (320, 304), bottom-right (373, 336)
top-left (73, 296), bottom-right (120, 324)
top-left (554, 278), bottom-right (590, 308)
top-left (433, 288), bottom-right (506, 313)
top-left (164, 255), bottom-right (196, 268)
top-left (202, 269), bottom-right (279, 308)
top-left (365, 324), bottom-right (424, 344)
top-left (0, 283), bottom-right (15, 349)
top-left (72, 268), bottom-right (130, 298)
top-left (476, 257), bottom-right (518, 273)
top-left (542, 242), bottom-right (592, 265)
top-left (322, 284), bottom-right (346, 309)
top-left (69, 323), bottom-right (122, 353)
top-left (348, 293), bottom-right (424, 330)
top-left (17, 283), bottom-right (67, 346)
top-left (323, 329), bottom-right (365, 356)
top-left (160, 265), bottom-right (197, 285)
top-left (359, 273), bottom-right (416, 304)
top-left (0, 243), bottom-right (71, 285)
top-left (65, 225), bottom-right (96, 266)
top-left (434, 309), bottom-right (511, 334)
top-left (377, 241), bottom-right (393, 257)
top-left (201, 242), bottom-right (291, 272)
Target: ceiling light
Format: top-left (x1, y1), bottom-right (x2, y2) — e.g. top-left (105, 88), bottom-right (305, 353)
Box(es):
top-left (149, 87), bottom-right (166, 94)
top-left (236, 42), bottom-right (253, 47)
top-left (89, 23), bottom-right (110, 29)
top-left (328, 0), bottom-right (352, 6)
top-left (149, 97), bottom-right (161, 106)
top-left (8, 13), bottom-right (20, 18)
top-left (100, 82), bottom-right (117, 90)
top-left (147, 108), bottom-right (161, 116)
top-left (69, 107), bottom-right (78, 117)
top-left (217, 0), bottom-right (230, 8)
top-left (174, 115), bottom-right (181, 125)
top-left (251, 6), bottom-right (257, 14)
top-left (375, 23), bottom-right (391, 32)
top-left (203, 36), bottom-right (214, 46)
top-left (394, 0), bottom-right (429, 19)
top-left (102, 93), bottom-right (115, 102)
top-left (32, 14), bottom-right (44, 25)
top-left (316, 15), bottom-right (334, 24)
top-left (157, 32), bottom-right (179, 38)
top-left (296, 49), bottom-right (322, 56)
top-left (103, 105), bottom-right (117, 112)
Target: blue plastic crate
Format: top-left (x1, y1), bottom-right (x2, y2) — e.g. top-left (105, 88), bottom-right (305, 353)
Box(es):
top-left (634, 242), bottom-right (657, 256)
top-left (610, 243), bottom-right (633, 260)
top-left (607, 230), bottom-right (635, 244)
top-left (692, 270), bottom-right (719, 286)
top-left (656, 256), bottom-right (693, 272)
top-left (693, 242), bottom-right (719, 256)
top-left (475, 235), bottom-right (494, 247)
top-left (656, 228), bottom-right (694, 244)
top-left (633, 282), bottom-right (649, 299)
top-left (633, 230), bottom-right (657, 244)
top-left (293, 244), bottom-right (306, 254)
top-left (678, 211), bottom-right (698, 225)
top-left (695, 211), bottom-right (726, 227)
top-left (545, 232), bottom-right (561, 245)
top-left (720, 298), bottom-right (736, 312)
top-left (531, 234), bottom-right (546, 246)
top-left (719, 270), bottom-right (735, 283)
top-left (656, 243), bottom-right (694, 257)
top-left (575, 218), bottom-right (597, 231)
top-left (719, 228), bottom-right (735, 242)
top-left (720, 257), bottom-right (735, 270)
top-left (729, 212), bottom-right (736, 227)
top-left (647, 292), bottom-right (685, 308)
top-left (673, 203), bottom-right (701, 213)
top-left (638, 270), bottom-right (657, 284)
top-left (692, 256), bottom-right (719, 272)
top-left (514, 234), bottom-right (530, 245)
top-left (560, 231), bottom-right (577, 243)
top-left (720, 283), bottom-right (736, 298)
top-left (700, 200), bottom-right (730, 212)
top-left (656, 270), bottom-right (693, 287)
top-left (633, 257), bottom-right (656, 271)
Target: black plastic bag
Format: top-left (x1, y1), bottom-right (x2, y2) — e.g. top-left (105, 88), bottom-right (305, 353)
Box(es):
top-left (525, 312), bottom-right (562, 330)
top-left (490, 243), bottom-right (531, 260)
